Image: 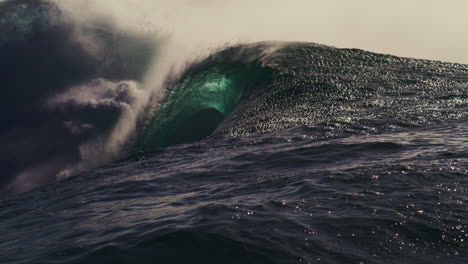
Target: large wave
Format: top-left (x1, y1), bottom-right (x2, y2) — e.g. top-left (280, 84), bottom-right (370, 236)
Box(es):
top-left (136, 42), bottom-right (467, 153)
top-left (1, 0), bottom-right (467, 196)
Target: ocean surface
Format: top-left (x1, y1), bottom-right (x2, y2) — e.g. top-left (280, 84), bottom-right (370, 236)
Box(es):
top-left (1, 1), bottom-right (467, 263)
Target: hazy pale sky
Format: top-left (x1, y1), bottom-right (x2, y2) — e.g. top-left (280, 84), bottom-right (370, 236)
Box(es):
top-left (57, 0), bottom-right (468, 64)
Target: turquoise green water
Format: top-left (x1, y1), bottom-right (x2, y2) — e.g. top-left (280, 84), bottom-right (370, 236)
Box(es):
top-left (134, 54), bottom-right (272, 151)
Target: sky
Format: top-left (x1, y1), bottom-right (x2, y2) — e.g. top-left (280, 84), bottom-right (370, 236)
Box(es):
top-left (56, 0), bottom-right (468, 64)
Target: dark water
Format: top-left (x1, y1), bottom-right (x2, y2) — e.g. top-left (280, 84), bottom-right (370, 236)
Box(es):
top-left (1, 121), bottom-right (467, 264)
top-left (1, 1), bottom-right (468, 263)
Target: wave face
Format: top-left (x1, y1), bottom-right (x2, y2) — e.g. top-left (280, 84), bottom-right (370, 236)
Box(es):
top-left (136, 42), bottom-right (467, 151)
top-left (135, 45), bottom-right (273, 150)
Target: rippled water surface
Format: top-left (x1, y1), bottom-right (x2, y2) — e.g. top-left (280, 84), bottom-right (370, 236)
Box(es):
top-left (1, 120), bottom-right (467, 264)
top-left (1, 2), bottom-right (467, 262)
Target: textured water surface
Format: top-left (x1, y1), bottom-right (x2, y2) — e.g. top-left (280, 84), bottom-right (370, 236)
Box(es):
top-left (1, 1), bottom-right (468, 264)
top-left (1, 121), bottom-right (467, 264)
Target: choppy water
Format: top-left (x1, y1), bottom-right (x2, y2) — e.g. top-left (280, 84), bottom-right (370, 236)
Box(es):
top-left (1, 121), bottom-right (467, 264)
top-left (1, 1), bottom-right (467, 263)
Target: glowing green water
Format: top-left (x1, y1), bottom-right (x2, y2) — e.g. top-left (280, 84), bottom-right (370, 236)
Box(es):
top-left (134, 61), bottom-right (271, 151)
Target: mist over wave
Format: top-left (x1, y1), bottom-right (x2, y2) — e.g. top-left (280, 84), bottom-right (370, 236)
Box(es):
top-left (0, 0), bottom-right (160, 194)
